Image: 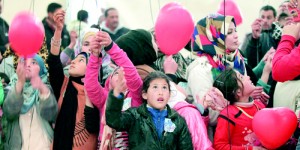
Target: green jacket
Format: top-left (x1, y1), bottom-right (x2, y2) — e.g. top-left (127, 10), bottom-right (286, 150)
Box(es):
top-left (106, 90), bottom-right (193, 150)
top-left (3, 84), bottom-right (57, 150)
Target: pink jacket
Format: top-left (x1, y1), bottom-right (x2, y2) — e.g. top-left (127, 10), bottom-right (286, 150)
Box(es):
top-left (84, 43), bottom-right (143, 140)
top-left (174, 102), bottom-right (214, 150)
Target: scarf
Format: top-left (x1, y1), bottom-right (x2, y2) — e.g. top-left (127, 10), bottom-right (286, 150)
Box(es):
top-left (115, 29), bottom-right (157, 66)
top-left (192, 14), bottom-right (245, 76)
top-left (53, 52), bottom-right (88, 149)
top-left (9, 54), bottom-right (48, 114)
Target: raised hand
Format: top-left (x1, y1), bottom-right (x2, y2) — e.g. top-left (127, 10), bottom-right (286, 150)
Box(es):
top-left (113, 67), bottom-right (127, 97)
top-left (53, 10), bottom-right (65, 31)
top-left (97, 31), bottom-right (112, 48)
top-left (16, 59), bottom-right (26, 85)
top-left (163, 55), bottom-right (178, 74)
top-left (282, 22), bottom-right (300, 40)
top-left (206, 87), bottom-right (228, 111)
top-left (251, 19), bottom-right (263, 39)
top-left (262, 47), bottom-right (275, 62)
top-left (90, 36), bottom-right (102, 57)
top-left (250, 86), bottom-right (264, 100)
top-left (68, 31), bottom-right (78, 49)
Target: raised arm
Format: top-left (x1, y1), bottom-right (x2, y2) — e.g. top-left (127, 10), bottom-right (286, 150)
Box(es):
top-left (97, 31), bottom-right (143, 107)
top-left (47, 10), bottom-right (66, 99)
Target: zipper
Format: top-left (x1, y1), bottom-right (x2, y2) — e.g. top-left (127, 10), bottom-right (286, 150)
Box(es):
top-left (145, 118), bottom-right (161, 147)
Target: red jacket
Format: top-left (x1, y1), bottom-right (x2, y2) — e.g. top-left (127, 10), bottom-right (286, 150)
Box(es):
top-left (213, 100), bottom-right (265, 150)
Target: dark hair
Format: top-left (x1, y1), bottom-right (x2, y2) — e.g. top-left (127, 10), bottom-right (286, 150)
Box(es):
top-left (142, 71), bottom-right (171, 93)
top-left (77, 10), bottom-right (88, 21)
top-left (260, 5), bottom-right (277, 18)
top-left (104, 8), bottom-right (117, 17)
top-left (0, 72), bottom-right (10, 84)
top-left (280, 0), bottom-right (290, 5)
top-left (47, 3), bottom-right (62, 13)
top-left (278, 12), bottom-right (289, 21)
top-left (213, 69), bottom-right (243, 105)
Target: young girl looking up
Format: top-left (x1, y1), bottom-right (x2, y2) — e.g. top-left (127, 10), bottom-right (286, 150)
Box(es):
top-left (213, 68), bottom-right (267, 150)
top-left (105, 71), bottom-right (193, 150)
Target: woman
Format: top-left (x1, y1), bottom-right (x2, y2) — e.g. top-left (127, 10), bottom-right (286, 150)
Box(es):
top-left (186, 14), bottom-right (272, 140)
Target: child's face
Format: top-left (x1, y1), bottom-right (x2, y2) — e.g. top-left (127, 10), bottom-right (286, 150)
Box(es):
top-left (142, 78), bottom-right (170, 110)
top-left (236, 71), bottom-right (256, 97)
top-left (24, 58), bottom-right (40, 80)
top-left (82, 36), bottom-right (93, 53)
top-left (69, 54), bottom-right (87, 77)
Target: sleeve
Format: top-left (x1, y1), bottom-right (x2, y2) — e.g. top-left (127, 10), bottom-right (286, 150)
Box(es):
top-left (272, 35), bottom-right (300, 82)
top-left (105, 90), bottom-right (134, 131)
top-left (60, 47), bottom-right (75, 67)
top-left (186, 57), bottom-right (219, 125)
top-left (39, 85), bottom-right (58, 122)
top-left (213, 115), bottom-right (253, 150)
top-left (84, 106), bottom-right (100, 134)
top-left (175, 104), bottom-right (213, 150)
top-left (0, 80), bottom-right (4, 105)
top-left (47, 53), bottom-right (65, 100)
top-left (3, 85), bottom-right (24, 121)
top-left (84, 54), bottom-right (108, 112)
top-left (105, 43), bottom-right (143, 107)
top-left (177, 117), bottom-right (194, 150)
top-left (256, 79), bottom-right (271, 94)
top-left (252, 60), bottom-right (265, 79)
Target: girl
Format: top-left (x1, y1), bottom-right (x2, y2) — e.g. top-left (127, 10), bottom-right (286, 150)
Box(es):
top-left (84, 29), bottom-right (143, 149)
top-left (213, 68), bottom-right (267, 150)
top-left (3, 55), bottom-right (57, 150)
top-left (105, 71), bottom-right (193, 149)
top-left (48, 10), bottom-right (99, 149)
top-left (186, 14), bottom-right (271, 140)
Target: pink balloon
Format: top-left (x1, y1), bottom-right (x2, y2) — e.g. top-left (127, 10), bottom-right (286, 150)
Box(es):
top-left (9, 11), bottom-right (45, 56)
top-left (155, 2), bottom-right (194, 55)
top-left (217, 0), bottom-right (243, 26)
top-left (252, 107), bottom-right (297, 149)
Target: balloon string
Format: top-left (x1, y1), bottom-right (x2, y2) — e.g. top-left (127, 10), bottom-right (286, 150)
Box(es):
top-left (29, 0), bottom-right (35, 13)
top-left (157, 0), bottom-right (161, 10)
top-left (149, 0), bottom-right (154, 26)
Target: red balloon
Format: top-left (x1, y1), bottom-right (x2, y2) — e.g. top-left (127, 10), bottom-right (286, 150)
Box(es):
top-left (217, 0), bottom-right (243, 26)
top-left (9, 11), bottom-right (45, 56)
top-left (155, 2), bottom-right (194, 55)
top-left (252, 107), bottom-right (297, 149)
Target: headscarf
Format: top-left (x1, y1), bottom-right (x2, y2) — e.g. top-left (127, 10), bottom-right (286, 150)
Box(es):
top-left (53, 52), bottom-right (89, 149)
top-left (75, 28), bottom-right (99, 56)
top-left (116, 29), bottom-right (158, 66)
top-left (192, 14), bottom-right (245, 75)
top-left (9, 54), bottom-right (48, 114)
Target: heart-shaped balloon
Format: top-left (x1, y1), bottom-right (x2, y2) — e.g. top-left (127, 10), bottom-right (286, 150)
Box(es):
top-left (155, 2), bottom-right (194, 55)
top-left (217, 0), bottom-right (243, 26)
top-left (252, 107), bottom-right (297, 149)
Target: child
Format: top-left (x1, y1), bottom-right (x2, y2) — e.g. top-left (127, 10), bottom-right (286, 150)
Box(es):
top-left (3, 55), bottom-right (57, 150)
top-left (105, 71), bottom-right (193, 149)
top-left (84, 29), bottom-right (143, 149)
top-left (48, 10), bottom-right (99, 149)
top-left (213, 68), bottom-right (267, 150)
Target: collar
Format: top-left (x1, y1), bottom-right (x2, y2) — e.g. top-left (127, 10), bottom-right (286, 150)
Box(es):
top-left (234, 98), bottom-right (254, 108)
top-left (147, 105), bottom-right (168, 118)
